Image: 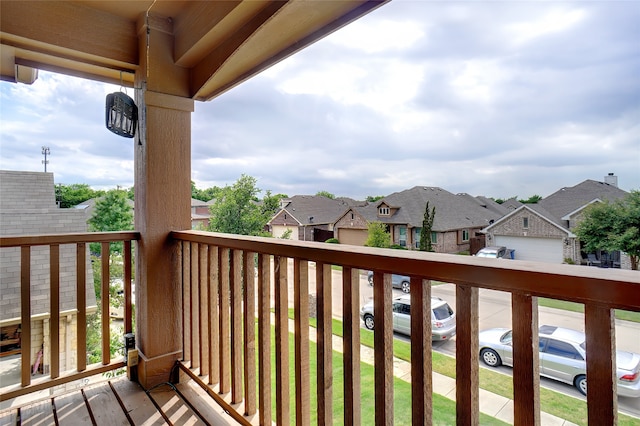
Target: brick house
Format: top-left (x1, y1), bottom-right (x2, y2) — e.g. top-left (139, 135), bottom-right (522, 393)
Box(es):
top-left (0, 170), bottom-right (96, 372)
top-left (482, 175), bottom-right (630, 266)
top-left (335, 186), bottom-right (507, 252)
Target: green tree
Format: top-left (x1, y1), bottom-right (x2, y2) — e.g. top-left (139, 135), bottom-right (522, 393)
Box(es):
top-left (191, 180), bottom-right (222, 202)
top-left (316, 190), bottom-right (335, 199)
top-left (88, 189), bottom-right (134, 255)
top-left (208, 174), bottom-right (272, 236)
top-left (366, 195), bottom-right (384, 203)
top-left (419, 201), bottom-right (436, 252)
top-left (55, 183), bottom-right (104, 208)
top-left (575, 191), bottom-right (640, 270)
top-left (519, 195), bottom-right (542, 204)
top-left (365, 221), bottom-right (390, 248)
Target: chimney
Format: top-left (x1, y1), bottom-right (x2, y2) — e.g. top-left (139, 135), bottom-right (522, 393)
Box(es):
top-left (604, 173), bottom-right (618, 188)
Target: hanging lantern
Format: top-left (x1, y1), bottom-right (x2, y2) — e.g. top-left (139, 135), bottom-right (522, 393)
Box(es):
top-left (105, 92), bottom-right (138, 138)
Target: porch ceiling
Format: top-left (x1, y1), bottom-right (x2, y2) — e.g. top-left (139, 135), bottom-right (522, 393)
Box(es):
top-left (0, 0), bottom-right (388, 101)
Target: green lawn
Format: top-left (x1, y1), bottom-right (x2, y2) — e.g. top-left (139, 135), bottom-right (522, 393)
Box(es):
top-left (538, 298), bottom-right (640, 323)
top-left (264, 321), bottom-right (508, 425)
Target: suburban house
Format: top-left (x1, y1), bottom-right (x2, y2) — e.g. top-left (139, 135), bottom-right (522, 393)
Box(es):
top-left (0, 171), bottom-right (96, 372)
top-left (268, 195), bottom-right (352, 241)
top-left (74, 196), bottom-right (135, 220)
top-left (482, 174), bottom-right (630, 266)
top-left (334, 186), bottom-right (508, 252)
top-left (190, 198), bottom-right (212, 230)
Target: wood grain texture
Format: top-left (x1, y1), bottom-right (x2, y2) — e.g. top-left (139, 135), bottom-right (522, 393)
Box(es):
top-left (411, 277), bottom-right (432, 426)
top-left (295, 259), bottom-right (311, 426)
top-left (456, 285), bottom-right (479, 426)
top-left (374, 272), bottom-right (393, 426)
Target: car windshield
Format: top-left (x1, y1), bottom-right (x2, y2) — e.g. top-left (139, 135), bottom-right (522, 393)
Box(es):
top-left (500, 330), bottom-right (513, 344)
top-left (433, 304), bottom-right (453, 320)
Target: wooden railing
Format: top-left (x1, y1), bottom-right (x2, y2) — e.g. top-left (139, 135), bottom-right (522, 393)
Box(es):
top-left (0, 231), bottom-right (139, 402)
top-left (173, 230), bottom-right (640, 426)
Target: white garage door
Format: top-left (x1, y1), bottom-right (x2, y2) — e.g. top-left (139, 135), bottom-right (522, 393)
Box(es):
top-left (494, 236), bottom-right (563, 264)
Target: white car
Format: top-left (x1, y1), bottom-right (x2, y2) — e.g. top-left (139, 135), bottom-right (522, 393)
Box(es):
top-left (360, 294), bottom-right (456, 341)
top-left (479, 325), bottom-right (640, 397)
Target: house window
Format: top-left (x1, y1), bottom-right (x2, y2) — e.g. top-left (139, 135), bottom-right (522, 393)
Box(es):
top-left (431, 232), bottom-right (438, 244)
top-left (399, 226), bottom-right (407, 247)
top-left (351, 213), bottom-right (354, 220)
top-left (461, 229), bottom-right (469, 242)
top-left (379, 206), bottom-right (390, 215)
top-left (523, 217), bottom-right (529, 229)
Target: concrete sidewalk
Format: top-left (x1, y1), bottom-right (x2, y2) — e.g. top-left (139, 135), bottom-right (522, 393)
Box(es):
top-left (294, 318), bottom-right (577, 425)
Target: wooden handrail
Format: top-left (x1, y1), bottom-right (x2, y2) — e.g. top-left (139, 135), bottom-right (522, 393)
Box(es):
top-left (173, 230), bottom-right (640, 426)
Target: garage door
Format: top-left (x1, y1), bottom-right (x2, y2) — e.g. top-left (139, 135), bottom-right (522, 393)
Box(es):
top-left (338, 229), bottom-right (367, 246)
top-left (494, 236), bottom-right (563, 264)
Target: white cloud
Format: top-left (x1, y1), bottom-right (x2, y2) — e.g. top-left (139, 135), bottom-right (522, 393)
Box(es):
top-left (507, 8), bottom-right (587, 46)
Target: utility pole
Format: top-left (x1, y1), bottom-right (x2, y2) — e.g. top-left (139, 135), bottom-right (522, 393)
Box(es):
top-left (42, 146), bottom-right (50, 172)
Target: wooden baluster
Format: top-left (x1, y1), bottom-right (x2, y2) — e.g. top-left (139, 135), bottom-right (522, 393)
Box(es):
top-left (257, 253), bottom-right (272, 425)
top-left (220, 248), bottom-right (231, 394)
top-left (343, 267), bottom-right (361, 426)
top-left (585, 303), bottom-right (617, 425)
top-left (511, 292), bottom-right (540, 425)
top-left (182, 241), bottom-right (191, 362)
top-left (294, 259), bottom-right (310, 425)
top-left (199, 244), bottom-right (209, 377)
top-left (455, 284), bottom-right (479, 426)
top-left (374, 272), bottom-right (393, 426)
top-left (231, 250), bottom-right (243, 403)
top-left (123, 240), bottom-right (132, 335)
top-left (243, 251), bottom-right (256, 415)
top-left (317, 262), bottom-right (333, 425)
top-left (191, 242), bottom-right (200, 369)
top-left (101, 242), bottom-right (110, 365)
top-left (20, 246), bottom-right (31, 387)
top-left (411, 277), bottom-right (432, 425)
top-left (76, 243), bottom-right (87, 372)
top-left (50, 244), bottom-right (60, 379)
top-left (274, 256), bottom-right (290, 425)
top-left (208, 245), bottom-right (219, 385)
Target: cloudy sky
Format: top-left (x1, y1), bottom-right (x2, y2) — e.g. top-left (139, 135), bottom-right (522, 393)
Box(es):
top-left (1, 1), bottom-right (638, 201)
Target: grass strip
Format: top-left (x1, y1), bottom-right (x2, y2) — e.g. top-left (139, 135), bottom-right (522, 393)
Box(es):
top-left (538, 298), bottom-right (640, 323)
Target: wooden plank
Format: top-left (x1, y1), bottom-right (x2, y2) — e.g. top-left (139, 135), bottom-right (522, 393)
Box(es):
top-left (53, 389), bottom-right (92, 425)
top-left (242, 251), bottom-right (256, 415)
top-left (373, 271), bottom-right (393, 426)
top-left (455, 285), bottom-right (479, 426)
top-left (294, 259), bottom-right (310, 426)
top-left (76, 243), bottom-right (87, 372)
top-left (82, 382), bottom-right (129, 425)
top-left (110, 379), bottom-right (169, 425)
top-left (175, 380), bottom-right (239, 425)
top-left (317, 262), bottom-right (333, 426)
top-left (342, 267), bottom-right (361, 426)
top-left (20, 246), bottom-right (31, 387)
top-left (50, 244), bottom-right (60, 379)
top-left (199, 244), bottom-right (209, 378)
top-left (101, 242), bottom-right (110, 365)
top-left (20, 398), bottom-right (54, 426)
top-left (231, 249), bottom-right (243, 403)
top-left (585, 303), bottom-right (617, 425)
top-left (182, 241), bottom-right (191, 362)
top-left (219, 248), bottom-right (231, 394)
top-left (208, 245), bottom-right (220, 386)
top-left (123, 240), bottom-right (132, 334)
top-left (410, 277), bottom-right (432, 426)
top-left (191, 242), bottom-right (200, 369)
top-left (146, 383), bottom-right (203, 426)
top-left (274, 256), bottom-right (289, 425)
top-left (257, 253), bottom-right (272, 425)
top-left (511, 292), bottom-right (540, 425)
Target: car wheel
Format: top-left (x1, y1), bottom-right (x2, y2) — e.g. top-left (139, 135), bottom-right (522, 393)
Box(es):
top-left (480, 349), bottom-right (502, 367)
top-left (368, 275), bottom-right (373, 286)
top-left (574, 375), bottom-right (587, 396)
top-left (401, 281), bottom-right (410, 293)
top-left (363, 314), bottom-right (374, 330)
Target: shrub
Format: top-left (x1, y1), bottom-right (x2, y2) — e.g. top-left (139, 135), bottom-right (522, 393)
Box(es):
top-left (325, 238), bottom-right (340, 244)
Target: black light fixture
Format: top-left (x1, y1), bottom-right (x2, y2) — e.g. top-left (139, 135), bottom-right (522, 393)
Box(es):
top-left (105, 92), bottom-right (138, 138)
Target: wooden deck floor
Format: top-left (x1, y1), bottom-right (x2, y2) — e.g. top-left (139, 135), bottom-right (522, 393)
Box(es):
top-left (0, 374), bottom-right (242, 425)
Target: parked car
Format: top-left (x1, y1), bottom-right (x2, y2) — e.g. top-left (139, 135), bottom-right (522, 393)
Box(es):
top-left (475, 246), bottom-right (514, 259)
top-left (478, 325), bottom-right (640, 397)
top-left (360, 294), bottom-right (456, 341)
top-left (367, 271), bottom-right (411, 293)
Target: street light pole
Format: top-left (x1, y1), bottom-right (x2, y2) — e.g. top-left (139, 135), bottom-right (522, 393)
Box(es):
top-left (42, 146), bottom-right (50, 172)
